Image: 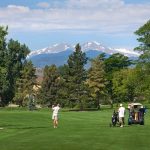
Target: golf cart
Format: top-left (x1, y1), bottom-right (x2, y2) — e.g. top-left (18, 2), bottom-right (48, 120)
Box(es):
top-left (128, 103), bottom-right (145, 125)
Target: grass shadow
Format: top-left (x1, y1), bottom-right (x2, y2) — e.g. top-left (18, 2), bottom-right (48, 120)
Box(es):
top-left (0, 124), bottom-right (49, 129)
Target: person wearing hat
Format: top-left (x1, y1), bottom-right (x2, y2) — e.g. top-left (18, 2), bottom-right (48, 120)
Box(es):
top-left (118, 103), bottom-right (125, 127)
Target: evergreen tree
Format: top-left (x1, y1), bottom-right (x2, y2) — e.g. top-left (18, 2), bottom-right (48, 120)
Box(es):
top-left (39, 65), bottom-right (61, 106)
top-left (57, 65), bottom-right (70, 107)
top-left (14, 61), bottom-right (36, 106)
top-left (67, 43), bottom-right (88, 109)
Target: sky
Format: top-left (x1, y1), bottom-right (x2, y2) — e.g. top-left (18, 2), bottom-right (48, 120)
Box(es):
top-left (0, 0), bottom-right (150, 51)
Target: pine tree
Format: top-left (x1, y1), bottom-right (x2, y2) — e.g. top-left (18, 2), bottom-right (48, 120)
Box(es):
top-left (39, 65), bottom-right (61, 106)
top-left (14, 61), bottom-right (36, 106)
top-left (67, 43), bottom-right (88, 109)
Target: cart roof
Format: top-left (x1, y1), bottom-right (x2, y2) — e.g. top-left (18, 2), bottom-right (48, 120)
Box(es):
top-left (129, 103), bottom-right (143, 106)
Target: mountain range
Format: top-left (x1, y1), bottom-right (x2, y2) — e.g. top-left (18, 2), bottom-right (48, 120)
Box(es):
top-left (27, 41), bottom-right (140, 68)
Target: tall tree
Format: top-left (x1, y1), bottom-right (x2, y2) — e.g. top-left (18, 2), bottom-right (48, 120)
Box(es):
top-left (5, 39), bottom-right (30, 104)
top-left (0, 26), bottom-right (8, 105)
top-left (86, 56), bottom-right (106, 109)
top-left (67, 43), bottom-right (88, 109)
top-left (0, 26), bottom-right (8, 66)
top-left (112, 68), bottom-right (137, 103)
top-left (14, 61), bottom-right (36, 106)
top-left (104, 53), bottom-right (132, 107)
top-left (57, 65), bottom-right (70, 107)
top-left (39, 65), bottom-right (61, 106)
top-left (134, 20), bottom-right (150, 102)
top-left (0, 26), bottom-right (33, 106)
top-left (134, 20), bottom-right (150, 55)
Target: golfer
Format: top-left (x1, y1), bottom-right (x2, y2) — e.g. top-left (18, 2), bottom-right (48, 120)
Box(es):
top-left (52, 104), bottom-right (60, 128)
top-left (118, 103), bottom-right (125, 127)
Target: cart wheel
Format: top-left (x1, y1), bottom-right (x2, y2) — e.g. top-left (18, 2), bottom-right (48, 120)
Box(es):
top-left (140, 121), bottom-right (144, 125)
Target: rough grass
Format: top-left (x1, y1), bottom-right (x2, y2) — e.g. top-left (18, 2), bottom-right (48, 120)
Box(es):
top-left (0, 108), bottom-right (150, 150)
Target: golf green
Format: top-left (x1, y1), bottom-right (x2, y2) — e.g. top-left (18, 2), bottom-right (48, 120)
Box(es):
top-left (0, 109), bottom-right (149, 150)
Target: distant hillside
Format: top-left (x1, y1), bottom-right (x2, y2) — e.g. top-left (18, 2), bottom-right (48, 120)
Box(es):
top-left (27, 41), bottom-right (139, 68)
top-left (30, 50), bottom-right (73, 68)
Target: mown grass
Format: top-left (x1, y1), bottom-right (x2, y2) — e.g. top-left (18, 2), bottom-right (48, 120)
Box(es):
top-left (0, 108), bottom-right (150, 150)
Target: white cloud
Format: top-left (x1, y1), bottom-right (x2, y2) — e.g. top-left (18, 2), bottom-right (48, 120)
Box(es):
top-left (7, 5), bottom-right (30, 13)
top-left (37, 2), bottom-right (50, 8)
top-left (0, 0), bottom-right (150, 35)
top-left (67, 0), bottom-right (125, 9)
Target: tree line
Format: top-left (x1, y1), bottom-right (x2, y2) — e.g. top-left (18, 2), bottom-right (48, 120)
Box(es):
top-left (0, 26), bottom-right (36, 107)
top-left (0, 20), bottom-right (150, 109)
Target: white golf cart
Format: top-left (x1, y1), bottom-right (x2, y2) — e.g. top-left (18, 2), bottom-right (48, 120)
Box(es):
top-left (128, 103), bottom-right (145, 125)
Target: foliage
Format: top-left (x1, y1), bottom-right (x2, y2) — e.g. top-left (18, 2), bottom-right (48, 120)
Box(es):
top-left (134, 19), bottom-right (150, 53)
top-left (0, 67), bottom-right (10, 106)
top-left (14, 61), bottom-right (36, 106)
top-left (6, 39), bottom-right (30, 104)
top-left (104, 53), bottom-right (132, 106)
top-left (0, 26), bottom-right (8, 105)
top-left (1, 20), bottom-right (150, 107)
top-left (112, 68), bottom-right (137, 103)
top-left (134, 20), bottom-right (150, 103)
top-left (0, 26), bottom-right (8, 66)
top-left (66, 43), bottom-right (88, 109)
top-left (86, 56), bottom-right (106, 109)
top-left (0, 26), bottom-right (34, 106)
top-left (39, 65), bottom-right (61, 106)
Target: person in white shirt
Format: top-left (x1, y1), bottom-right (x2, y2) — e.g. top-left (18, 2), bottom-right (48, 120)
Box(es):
top-left (52, 104), bottom-right (60, 128)
top-left (118, 103), bottom-right (125, 127)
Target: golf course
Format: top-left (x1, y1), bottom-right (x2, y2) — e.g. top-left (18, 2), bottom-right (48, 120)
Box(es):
top-left (0, 107), bottom-right (150, 150)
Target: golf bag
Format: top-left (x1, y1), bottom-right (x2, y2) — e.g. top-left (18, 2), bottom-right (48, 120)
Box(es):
top-left (110, 110), bottom-right (119, 127)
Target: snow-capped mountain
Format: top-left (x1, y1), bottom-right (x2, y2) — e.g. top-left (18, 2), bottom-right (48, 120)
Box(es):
top-left (81, 41), bottom-right (106, 52)
top-left (27, 41), bottom-right (140, 68)
top-left (28, 41), bottom-right (139, 58)
top-left (27, 43), bottom-right (73, 58)
top-left (82, 41), bottom-right (140, 57)
top-left (114, 48), bottom-right (140, 57)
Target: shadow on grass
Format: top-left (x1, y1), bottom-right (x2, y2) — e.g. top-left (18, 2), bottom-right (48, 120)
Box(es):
top-left (0, 124), bottom-right (49, 129)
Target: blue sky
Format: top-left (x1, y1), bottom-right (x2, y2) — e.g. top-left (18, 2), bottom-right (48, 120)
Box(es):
top-left (0, 0), bottom-right (150, 51)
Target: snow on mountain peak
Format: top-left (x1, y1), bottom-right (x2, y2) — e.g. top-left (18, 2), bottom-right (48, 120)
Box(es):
top-left (82, 41), bottom-right (106, 52)
top-left (115, 48), bottom-right (140, 57)
top-left (27, 43), bottom-right (72, 58)
top-left (93, 41), bottom-right (101, 45)
top-left (27, 41), bottom-right (140, 58)
top-left (53, 44), bottom-right (59, 47)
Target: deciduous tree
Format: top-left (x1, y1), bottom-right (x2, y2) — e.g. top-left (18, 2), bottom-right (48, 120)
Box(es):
top-left (86, 56), bottom-right (106, 109)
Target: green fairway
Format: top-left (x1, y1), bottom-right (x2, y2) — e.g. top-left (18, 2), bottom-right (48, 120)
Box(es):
top-left (0, 108), bottom-right (150, 150)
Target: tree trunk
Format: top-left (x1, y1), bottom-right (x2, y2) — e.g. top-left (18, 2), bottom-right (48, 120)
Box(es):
top-left (97, 97), bottom-right (100, 110)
